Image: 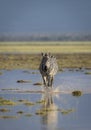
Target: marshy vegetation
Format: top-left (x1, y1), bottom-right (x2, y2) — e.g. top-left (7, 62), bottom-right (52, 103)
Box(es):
top-left (0, 53), bottom-right (91, 70)
top-left (0, 42), bottom-right (91, 70)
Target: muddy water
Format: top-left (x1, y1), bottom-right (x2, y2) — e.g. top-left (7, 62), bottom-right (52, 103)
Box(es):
top-left (0, 69), bottom-right (91, 130)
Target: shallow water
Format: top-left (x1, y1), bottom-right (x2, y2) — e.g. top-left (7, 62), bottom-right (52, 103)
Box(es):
top-left (0, 69), bottom-right (91, 130)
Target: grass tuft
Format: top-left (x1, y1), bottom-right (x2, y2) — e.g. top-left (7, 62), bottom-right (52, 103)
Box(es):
top-left (61, 109), bottom-right (75, 115)
top-left (0, 108), bottom-right (10, 112)
top-left (0, 97), bottom-right (17, 106)
top-left (36, 100), bottom-right (45, 104)
top-left (85, 72), bottom-right (91, 75)
top-left (72, 90), bottom-right (82, 97)
top-left (0, 115), bottom-right (18, 119)
top-left (17, 111), bottom-right (24, 114)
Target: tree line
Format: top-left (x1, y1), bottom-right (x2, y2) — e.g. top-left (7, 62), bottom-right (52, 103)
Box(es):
top-left (0, 33), bottom-right (91, 41)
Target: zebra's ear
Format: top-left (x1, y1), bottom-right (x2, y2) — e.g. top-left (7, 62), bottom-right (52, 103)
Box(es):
top-left (41, 52), bottom-right (44, 57)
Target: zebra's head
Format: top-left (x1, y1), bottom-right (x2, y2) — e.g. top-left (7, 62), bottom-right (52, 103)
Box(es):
top-left (41, 53), bottom-right (51, 72)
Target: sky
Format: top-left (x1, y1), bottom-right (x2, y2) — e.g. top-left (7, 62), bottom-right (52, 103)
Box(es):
top-left (0, 0), bottom-right (91, 33)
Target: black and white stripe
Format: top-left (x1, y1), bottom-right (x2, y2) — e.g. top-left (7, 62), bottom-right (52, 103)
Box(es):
top-left (39, 53), bottom-right (58, 88)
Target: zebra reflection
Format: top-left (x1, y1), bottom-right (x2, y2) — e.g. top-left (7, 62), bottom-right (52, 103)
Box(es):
top-left (41, 93), bottom-right (58, 128)
top-left (39, 53), bottom-right (58, 88)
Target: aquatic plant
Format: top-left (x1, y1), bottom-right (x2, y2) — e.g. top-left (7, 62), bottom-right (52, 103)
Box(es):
top-left (61, 109), bottom-right (75, 115)
top-left (0, 115), bottom-right (18, 119)
top-left (17, 111), bottom-right (24, 114)
top-left (1, 88), bottom-right (19, 91)
top-left (23, 70), bottom-right (31, 74)
top-left (36, 107), bottom-right (59, 116)
top-left (35, 110), bottom-right (47, 116)
top-left (85, 72), bottom-right (91, 75)
top-left (24, 113), bottom-right (32, 117)
top-left (32, 71), bottom-right (39, 74)
top-left (17, 99), bottom-right (35, 106)
top-left (24, 101), bottom-right (35, 106)
top-left (72, 90), bottom-right (82, 97)
top-left (33, 82), bottom-right (43, 86)
top-left (17, 99), bottom-right (28, 103)
top-left (0, 72), bottom-right (2, 75)
top-left (0, 97), bottom-right (17, 106)
top-left (36, 100), bottom-right (45, 104)
top-left (0, 108), bottom-right (10, 112)
top-left (17, 80), bottom-right (31, 83)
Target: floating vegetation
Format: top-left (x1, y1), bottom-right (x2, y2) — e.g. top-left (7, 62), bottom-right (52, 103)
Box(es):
top-left (35, 110), bottom-right (47, 116)
top-left (24, 101), bottom-right (35, 106)
top-left (61, 109), bottom-right (75, 115)
top-left (0, 108), bottom-right (10, 112)
top-left (17, 111), bottom-right (24, 114)
top-left (17, 99), bottom-right (28, 103)
top-left (72, 90), bottom-right (82, 97)
top-left (59, 69), bottom-right (63, 72)
top-left (33, 82), bottom-right (43, 86)
top-left (36, 100), bottom-right (45, 104)
top-left (17, 100), bottom-right (35, 106)
top-left (0, 97), bottom-right (17, 106)
top-left (85, 72), bottom-right (91, 75)
top-left (0, 72), bottom-right (3, 75)
top-left (36, 107), bottom-right (59, 116)
top-left (23, 70), bottom-right (31, 74)
top-left (17, 80), bottom-right (31, 83)
top-left (41, 108), bottom-right (58, 112)
top-left (24, 113), bottom-right (32, 117)
top-left (32, 71), bottom-right (39, 74)
top-left (1, 88), bottom-right (19, 91)
top-left (0, 115), bottom-right (18, 119)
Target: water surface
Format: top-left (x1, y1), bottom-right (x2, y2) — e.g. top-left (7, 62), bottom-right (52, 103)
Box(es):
top-left (0, 69), bottom-right (91, 130)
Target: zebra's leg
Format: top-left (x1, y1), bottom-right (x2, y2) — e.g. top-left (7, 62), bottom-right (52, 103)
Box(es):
top-left (47, 76), bottom-right (50, 87)
top-left (50, 76), bottom-right (53, 88)
top-left (50, 76), bottom-right (54, 88)
top-left (48, 76), bottom-right (53, 87)
top-left (42, 75), bottom-right (47, 87)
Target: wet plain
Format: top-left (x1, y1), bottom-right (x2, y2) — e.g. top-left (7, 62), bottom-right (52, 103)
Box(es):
top-left (0, 68), bottom-right (91, 130)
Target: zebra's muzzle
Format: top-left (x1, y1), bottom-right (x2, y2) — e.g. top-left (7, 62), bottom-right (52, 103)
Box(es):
top-left (42, 64), bottom-right (47, 72)
top-left (44, 66), bottom-right (47, 71)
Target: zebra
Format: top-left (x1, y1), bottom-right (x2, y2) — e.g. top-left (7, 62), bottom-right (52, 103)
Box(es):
top-left (39, 53), bottom-right (58, 88)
